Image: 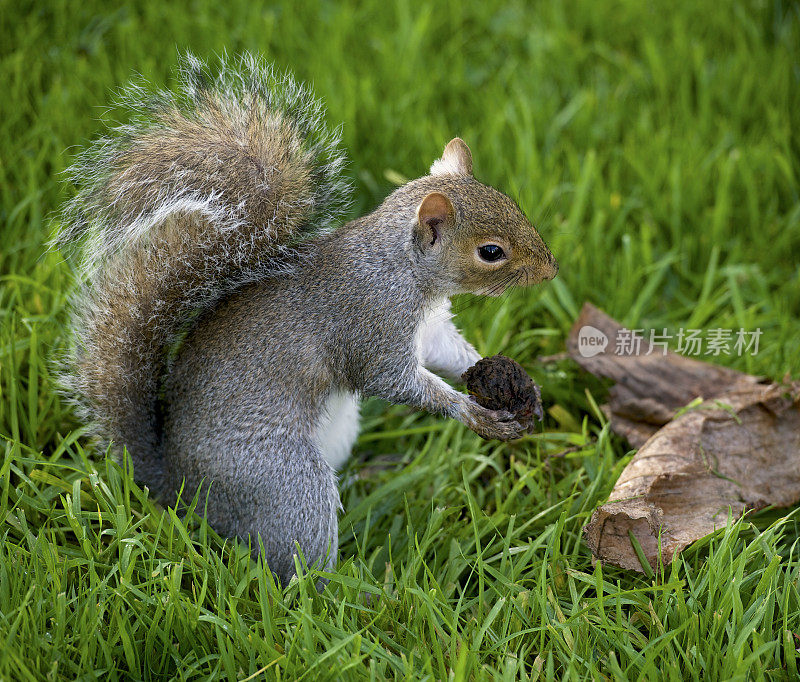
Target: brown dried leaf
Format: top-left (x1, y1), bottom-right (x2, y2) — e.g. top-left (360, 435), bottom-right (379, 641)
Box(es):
top-left (566, 303), bottom-right (760, 447)
top-left (567, 304), bottom-right (800, 572)
top-left (584, 382), bottom-right (800, 571)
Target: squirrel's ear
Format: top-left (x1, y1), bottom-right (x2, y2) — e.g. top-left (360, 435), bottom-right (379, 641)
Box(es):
top-left (429, 138), bottom-right (473, 177)
top-left (415, 192), bottom-right (455, 251)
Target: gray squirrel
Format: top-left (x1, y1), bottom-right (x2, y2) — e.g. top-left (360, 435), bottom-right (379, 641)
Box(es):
top-left (57, 53), bottom-right (558, 583)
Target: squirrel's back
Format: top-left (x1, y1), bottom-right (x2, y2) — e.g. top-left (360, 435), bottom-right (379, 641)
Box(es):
top-left (56, 53), bottom-right (352, 498)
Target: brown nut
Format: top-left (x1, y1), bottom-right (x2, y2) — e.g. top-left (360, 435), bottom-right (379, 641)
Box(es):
top-left (462, 355), bottom-right (543, 432)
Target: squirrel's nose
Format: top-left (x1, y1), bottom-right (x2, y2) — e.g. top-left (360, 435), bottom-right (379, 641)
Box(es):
top-left (524, 257), bottom-right (559, 285)
top-left (539, 253), bottom-right (558, 281)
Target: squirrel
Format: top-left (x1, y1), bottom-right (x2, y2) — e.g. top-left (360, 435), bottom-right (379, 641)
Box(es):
top-left (56, 53), bottom-right (558, 584)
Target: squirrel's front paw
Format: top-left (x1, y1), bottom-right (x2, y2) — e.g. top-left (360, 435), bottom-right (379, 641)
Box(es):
top-left (462, 397), bottom-right (524, 441)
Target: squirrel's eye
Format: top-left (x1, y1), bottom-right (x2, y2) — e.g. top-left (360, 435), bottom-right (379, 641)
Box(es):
top-left (478, 244), bottom-right (506, 263)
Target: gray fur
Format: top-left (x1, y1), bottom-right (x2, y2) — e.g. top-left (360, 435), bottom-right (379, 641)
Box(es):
top-left (57, 53), bottom-right (557, 584)
top-left (55, 53), bottom-right (351, 505)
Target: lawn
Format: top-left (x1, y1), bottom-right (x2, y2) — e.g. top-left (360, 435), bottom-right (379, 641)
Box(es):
top-left (2, 0), bottom-right (800, 679)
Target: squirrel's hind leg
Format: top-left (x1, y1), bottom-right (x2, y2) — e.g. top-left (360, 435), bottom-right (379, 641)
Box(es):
top-left (179, 434), bottom-right (340, 586)
top-left (251, 436), bottom-right (340, 584)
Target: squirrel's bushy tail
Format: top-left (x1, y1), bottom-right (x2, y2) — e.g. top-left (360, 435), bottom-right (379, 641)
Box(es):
top-left (56, 52), bottom-right (351, 498)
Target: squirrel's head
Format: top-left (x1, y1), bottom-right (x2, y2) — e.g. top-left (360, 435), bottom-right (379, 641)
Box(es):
top-left (410, 138), bottom-right (558, 296)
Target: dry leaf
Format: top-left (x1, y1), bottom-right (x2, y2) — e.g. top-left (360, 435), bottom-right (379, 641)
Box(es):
top-left (567, 303), bottom-right (800, 572)
top-left (566, 303), bottom-right (760, 447)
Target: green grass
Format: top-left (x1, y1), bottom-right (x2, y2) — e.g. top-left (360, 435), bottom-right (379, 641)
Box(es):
top-left (2, 0), bottom-right (800, 679)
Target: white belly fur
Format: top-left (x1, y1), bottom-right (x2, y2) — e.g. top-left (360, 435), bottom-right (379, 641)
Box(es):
top-left (415, 296), bottom-right (452, 364)
top-left (313, 390), bottom-right (361, 470)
